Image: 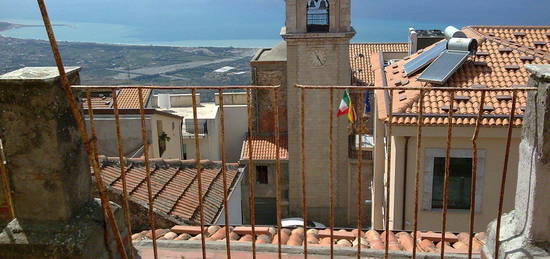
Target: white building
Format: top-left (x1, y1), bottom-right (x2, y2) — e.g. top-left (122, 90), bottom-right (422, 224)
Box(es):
top-left (154, 92), bottom-right (248, 162)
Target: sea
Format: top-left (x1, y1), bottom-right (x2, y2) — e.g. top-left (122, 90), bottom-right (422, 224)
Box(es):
top-left (1, 0), bottom-right (548, 49)
top-left (1, 18), bottom-right (450, 48)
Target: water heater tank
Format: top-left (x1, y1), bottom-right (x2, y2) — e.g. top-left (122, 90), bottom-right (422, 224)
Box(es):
top-left (158, 94), bottom-right (170, 109)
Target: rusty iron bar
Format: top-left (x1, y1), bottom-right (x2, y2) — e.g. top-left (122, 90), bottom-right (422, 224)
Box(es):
top-left (138, 89), bottom-right (159, 259)
top-left (85, 91), bottom-right (100, 163)
top-left (86, 91), bottom-right (115, 257)
top-left (112, 89), bottom-right (134, 258)
top-left (190, 89), bottom-right (207, 259)
top-left (356, 91), bottom-right (363, 258)
top-left (296, 84), bottom-right (537, 91)
top-left (468, 90), bottom-right (486, 259)
top-left (440, 90), bottom-right (456, 258)
top-left (494, 90), bottom-right (518, 259)
top-left (36, 1), bottom-right (128, 258)
top-left (72, 85), bottom-right (279, 90)
top-left (0, 139), bottom-right (14, 220)
top-left (300, 88), bottom-right (308, 258)
top-left (246, 89), bottom-right (257, 259)
top-left (273, 88), bottom-right (283, 259)
top-left (217, 89), bottom-right (232, 259)
top-left (384, 90), bottom-right (394, 259)
top-left (412, 89), bottom-right (425, 259)
top-left (328, 89), bottom-right (335, 258)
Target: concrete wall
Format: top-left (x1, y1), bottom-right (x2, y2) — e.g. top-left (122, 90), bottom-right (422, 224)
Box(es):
top-left (150, 113), bottom-right (183, 159)
top-left (215, 172), bottom-right (244, 226)
top-left (85, 115), bottom-right (153, 157)
top-left (373, 125), bottom-right (520, 232)
top-left (86, 113), bottom-right (183, 159)
top-left (219, 105), bottom-right (247, 162)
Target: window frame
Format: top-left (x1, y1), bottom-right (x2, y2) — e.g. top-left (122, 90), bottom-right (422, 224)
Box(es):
top-left (422, 148), bottom-right (485, 212)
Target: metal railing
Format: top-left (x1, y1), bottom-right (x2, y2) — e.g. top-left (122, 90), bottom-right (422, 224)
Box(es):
top-left (1, 1), bottom-right (533, 259)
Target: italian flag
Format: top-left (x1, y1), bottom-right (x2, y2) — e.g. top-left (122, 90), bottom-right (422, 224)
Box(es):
top-left (336, 90), bottom-right (355, 122)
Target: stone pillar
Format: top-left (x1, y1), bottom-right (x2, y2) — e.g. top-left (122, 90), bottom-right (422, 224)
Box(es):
top-left (482, 65), bottom-right (550, 258)
top-left (0, 67), bottom-right (132, 258)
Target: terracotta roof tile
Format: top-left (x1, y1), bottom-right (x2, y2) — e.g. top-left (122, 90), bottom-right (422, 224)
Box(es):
top-left (374, 25), bottom-right (549, 127)
top-left (142, 226), bottom-right (486, 256)
top-left (97, 156), bottom-right (240, 225)
top-left (349, 43), bottom-right (409, 86)
top-left (82, 89), bottom-right (151, 110)
top-left (240, 135), bottom-right (288, 160)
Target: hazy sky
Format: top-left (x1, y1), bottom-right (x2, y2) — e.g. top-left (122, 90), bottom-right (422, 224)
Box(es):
top-left (1, 0), bottom-right (549, 42)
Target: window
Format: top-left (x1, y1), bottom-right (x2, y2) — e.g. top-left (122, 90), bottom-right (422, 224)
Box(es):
top-left (423, 148), bottom-right (485, 212)
top-left (431, 157), bottom-right (472, 209)
top-left (185, 119), bottom-right (208, 134)
top-left (307, 0), bottom-right (329, 33)
top-left (256, 166), bottom-right (269, 184)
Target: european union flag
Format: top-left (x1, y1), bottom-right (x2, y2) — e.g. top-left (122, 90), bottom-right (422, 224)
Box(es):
top-left (364, 91), bottom-right (371, 113)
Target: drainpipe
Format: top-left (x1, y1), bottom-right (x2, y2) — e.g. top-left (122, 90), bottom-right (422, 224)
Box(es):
top-left (402, 136), bottom-right (410, 229)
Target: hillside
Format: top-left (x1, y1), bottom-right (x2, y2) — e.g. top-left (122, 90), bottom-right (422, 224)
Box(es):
top-left (0, 36), bottom-right (256, 100)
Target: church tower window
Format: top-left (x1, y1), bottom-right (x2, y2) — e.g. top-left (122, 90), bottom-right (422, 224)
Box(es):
top-left (307, 0), bottom-right (330, 32)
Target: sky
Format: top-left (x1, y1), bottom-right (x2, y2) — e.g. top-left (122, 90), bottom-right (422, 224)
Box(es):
top-left (1, 0), bottom-right (549, 43)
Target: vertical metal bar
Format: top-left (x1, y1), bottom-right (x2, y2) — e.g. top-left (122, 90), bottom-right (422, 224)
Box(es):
top-left (300, 88), bottom-right (308, 258)
top-left (328, 89), bottom-right (335, 258)
top-left (273, 88), bottom-right (283, 259)
top-left (217, 89), bottom-right (231, 259)
top-left (191, 89), bottom-right (207, 259)
top-left (440, 90), bottom-right (456, 258)
top-left (112, 89), bottom-right (134, 258)
top-left (36, 2), bottom-right (128, 258)
top-left (384, 89), bottom-right (394, 259)
top-left (0, 139), bottom-right (14, 220)
top-left (468, 90), bottom-right (486, 259)
top-left (85, 91), bottom-right (100, 163)
top-left (138, 89), bottom-right (158, 259)
top-left (356, 91), bottom-right (363, 259)
top-left (494, 90), bottom-right (518, 259)
top-left (412, 89), bottom-right (425, 259)
top-left (246, 89), bottom-right (257, 259)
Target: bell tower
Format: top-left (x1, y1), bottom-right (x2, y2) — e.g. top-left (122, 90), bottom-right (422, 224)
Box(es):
top-left (283, 0), bottom-right (355, 226)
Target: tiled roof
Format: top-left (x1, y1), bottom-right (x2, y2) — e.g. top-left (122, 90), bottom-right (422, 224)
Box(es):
top-left (374, 25), bottom-right (550, 126)
top-left (240, 135), bottom-right (288, 160)
top-left (134, 226), bottom-right (486, 255)
top-left (98, 156), bottom-right (241, 225)
top-left (117, 88), bottom-right (151, 109)
top-left (350, 43), bottom-right (409, 86)
top-left (82, 89), bottom-right (151, 109)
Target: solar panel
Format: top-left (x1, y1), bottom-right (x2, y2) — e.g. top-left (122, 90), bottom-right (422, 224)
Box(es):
top-left (417, 50), bottom-right (470, 84)
top-left (403, 40), bottom-right (447, 76)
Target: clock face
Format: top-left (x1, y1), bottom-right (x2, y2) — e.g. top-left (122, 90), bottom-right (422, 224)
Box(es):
top-left (310, 49), bottom-right (327, 67)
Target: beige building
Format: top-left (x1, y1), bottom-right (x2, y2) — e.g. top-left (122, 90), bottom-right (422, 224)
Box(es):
top-left (82, 88), bottom-right (184, 159)
top-left (371, 25), bottom-right (549, 232)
